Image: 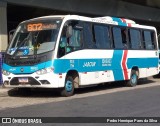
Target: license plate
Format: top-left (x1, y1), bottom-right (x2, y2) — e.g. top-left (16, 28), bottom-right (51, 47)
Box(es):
top-left (18, 78), bottom-right (28, 83)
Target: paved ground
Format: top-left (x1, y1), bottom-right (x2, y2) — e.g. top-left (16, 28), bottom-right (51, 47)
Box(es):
top-left (0, 77), bottom-right (159, 110)
top-left (0, 77), bottom-right (160, 126)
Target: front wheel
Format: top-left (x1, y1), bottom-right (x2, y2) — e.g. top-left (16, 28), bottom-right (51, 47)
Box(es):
top-left (60, 76), bottom-right (74, 97)
top-left (126, 70), bottom-right (138, 87)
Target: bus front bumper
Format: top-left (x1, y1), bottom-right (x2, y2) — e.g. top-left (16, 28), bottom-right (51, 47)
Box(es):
top-left (2, 72), bottom-right (63, 88)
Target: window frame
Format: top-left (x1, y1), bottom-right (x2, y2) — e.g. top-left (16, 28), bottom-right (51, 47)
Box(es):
top-left (128, 28), bottom-right (142, 50)
top-left (142, 29), bottom-right (157, 50)
top-left (93, 23), bottom-right (112, 49)
top-left (57, 19), bottom-right (158, 57)
top-left (57, 20), bottom-right (84, 58)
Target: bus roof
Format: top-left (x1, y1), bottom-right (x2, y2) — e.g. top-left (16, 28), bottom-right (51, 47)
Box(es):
top-left (21, 15), bottom-right (156, 31)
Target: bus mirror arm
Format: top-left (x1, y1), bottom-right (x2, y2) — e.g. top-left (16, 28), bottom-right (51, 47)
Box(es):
top-left (66, 26), bottom-right (72, 38)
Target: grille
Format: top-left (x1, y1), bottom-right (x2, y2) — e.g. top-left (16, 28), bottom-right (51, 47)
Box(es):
top-left (7, 59), bottom-right (41, 66)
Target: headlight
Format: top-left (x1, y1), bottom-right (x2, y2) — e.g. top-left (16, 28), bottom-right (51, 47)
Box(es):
top-left (36, 67), bottom-right (54, 75)
top-left (2, 70), bottom-right (11, 76)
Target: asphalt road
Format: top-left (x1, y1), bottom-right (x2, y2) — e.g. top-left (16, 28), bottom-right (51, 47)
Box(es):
top-left (0, 77), bottom-right (160, 126)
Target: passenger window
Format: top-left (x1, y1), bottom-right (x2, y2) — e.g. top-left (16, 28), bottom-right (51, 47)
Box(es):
top-left (129, 29), bottom-right (141, 49)
top-left (112, 27), bottom-right (123, 49)
top-left (121, 28), bottom-right (128, 49)
top-left (151, 32), bottom-right (157, 49)
top-left (58, 21), bottom-right (83, 58)
top-left (83, 23), bottom-right (95, 49)
top-left (143, 30), bottom-right (156, 50)
top-left (94, 25), bottom-right (111, 49)
top-left (68, 29), bottom-right (82, 51)
top-left (58, 27), bottom-right (67, 57)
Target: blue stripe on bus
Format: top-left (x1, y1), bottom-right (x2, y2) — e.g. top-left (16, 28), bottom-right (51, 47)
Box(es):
top-left (2, 54), bottom-right (158, 81)
top-left (111, 50), bottom-right (124, 80)
top-left (54, 56), bottom-right (158, 72)
top-left (3, 60), bottom-right (53, 74)
top-left (3, 58), bottom-right (158, 73)
top-left (112, 17), bottom-right (127, 26)
top-left (53, 50), bottom-right (124, 80)
top-left (127, 58), bottom-right (158, 69)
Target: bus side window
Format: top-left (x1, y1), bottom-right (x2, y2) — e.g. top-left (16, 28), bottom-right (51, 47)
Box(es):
top-left (151, 31), bottom-right (157, 49)
top-left (129, 29), bottom-right (141, 49)
top-left (83, 23), bottom-right (95, 49)
top-left (112, 27), bottom-right (123, 49)
top-left (58, 27), bottom-right (67, 58)
top-left (94, 24), bottom-right (111, 49)
top-left (121, 28), bottom-right (128, 49)
top-left (68, 28), bottom-right (83, 51)
top-left (58, 21), bottom-right (83, 58)
top-left (143, 30), bottom-right (155, 50)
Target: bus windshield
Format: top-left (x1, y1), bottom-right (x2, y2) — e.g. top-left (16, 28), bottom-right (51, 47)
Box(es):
top-left (7, 19), bottom-right (62, 56)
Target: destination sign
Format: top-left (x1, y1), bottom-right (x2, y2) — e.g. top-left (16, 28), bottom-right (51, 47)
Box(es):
top-left (27, 23), bottom-right (57, 31)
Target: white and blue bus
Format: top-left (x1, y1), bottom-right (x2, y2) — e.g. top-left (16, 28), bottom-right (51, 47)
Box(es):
top-left (2, 15), bottom-right (159, 96)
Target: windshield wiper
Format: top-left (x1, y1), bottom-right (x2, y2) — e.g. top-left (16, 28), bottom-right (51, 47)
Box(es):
top-left (11, 38), bottom-right (29, 59)
top-left (12, 31), bottom-right (35, 59)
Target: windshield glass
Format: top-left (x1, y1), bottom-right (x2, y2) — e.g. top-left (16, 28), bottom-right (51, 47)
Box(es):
top-left (7, 19), bottom-right (62, 56)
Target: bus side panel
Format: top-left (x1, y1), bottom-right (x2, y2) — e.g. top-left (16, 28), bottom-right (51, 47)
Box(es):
top-left (138, 68), bottom-right (147, 78)
top-left (147, 68), bottom-right (159, 77)
top-left (61, 50), bottom-right (126, 85)
top-left (55, 49), bottom-right (158, 87)
top-left (127, 50), bottom-right (159, 78)
top-left (79, 70), bottom-right (115, 86)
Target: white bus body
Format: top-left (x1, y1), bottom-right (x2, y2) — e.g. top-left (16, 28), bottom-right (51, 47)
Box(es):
top-left (2, 15), bottom-right (159, 96)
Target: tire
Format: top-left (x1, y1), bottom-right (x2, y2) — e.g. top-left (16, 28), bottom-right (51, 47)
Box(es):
top-left (126, 70), bottom-right (138, 87)
top-left (60, 76), bottom-right (74, 97)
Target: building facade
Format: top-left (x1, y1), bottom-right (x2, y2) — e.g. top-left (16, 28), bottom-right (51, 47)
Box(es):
top-left (0, 0), bottom-right (160, 52)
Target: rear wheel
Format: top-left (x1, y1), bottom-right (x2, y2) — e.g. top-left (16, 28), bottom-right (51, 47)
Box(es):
top-left (60, 76), bottom-right (74, 97)
top-left (126, 70), bottom-right (138, 87)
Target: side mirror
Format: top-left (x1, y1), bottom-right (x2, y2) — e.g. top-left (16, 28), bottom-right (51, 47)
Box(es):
top-left (66, 26), bottom-right (72, 38)
top-left (9, 29), bottom-right (15, 42)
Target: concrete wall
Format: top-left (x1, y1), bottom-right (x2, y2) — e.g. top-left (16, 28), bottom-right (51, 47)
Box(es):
top-left (147, 0), bottom-right (160, 8)
top-left (4, 0), bottom-right (160, 22)
top-left (1, 0), bottom-right (160, 51)
top-left (5, 0), bottom-right (118, 16)
top-left (0, 1), bottom-right (7, 52)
